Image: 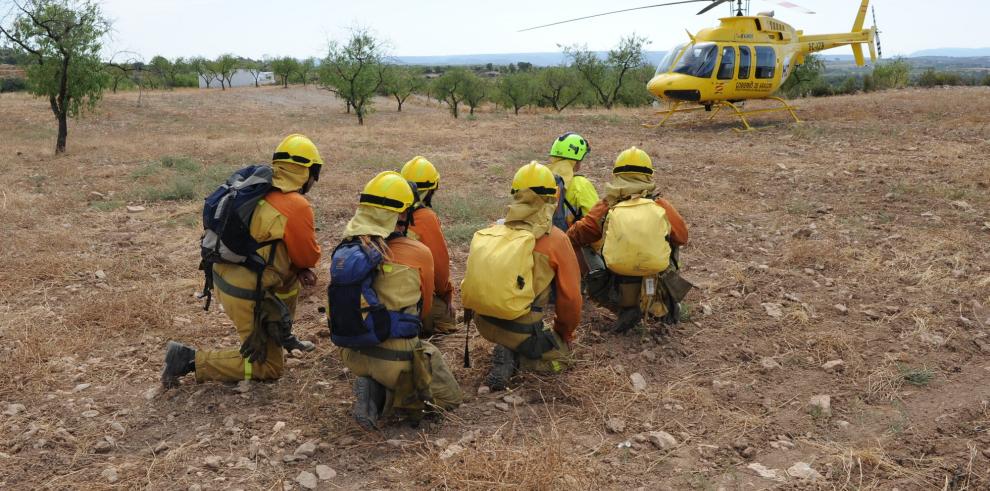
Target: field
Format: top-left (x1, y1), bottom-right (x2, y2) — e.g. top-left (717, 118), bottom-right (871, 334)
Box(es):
top-left (1, 85), bottom-right (989, 490)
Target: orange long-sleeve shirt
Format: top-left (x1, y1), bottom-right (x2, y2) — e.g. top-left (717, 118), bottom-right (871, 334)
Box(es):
top-left (408, 206), bottom-right (454, 303)
top-left (385, 236), bottom-right (435, 320)
top-left (568, 197), bottom-right (689, 249)
top-left (263, 190), bottom-right (321, 269)
top-left (535, 227), bottom-right (583, 343)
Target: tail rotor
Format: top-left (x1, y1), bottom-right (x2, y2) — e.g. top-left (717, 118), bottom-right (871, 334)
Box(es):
top-left (872, 5), bottom-right (883, 59)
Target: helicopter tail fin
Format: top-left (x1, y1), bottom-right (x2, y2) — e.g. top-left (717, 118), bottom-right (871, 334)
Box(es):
top-left (851, 0), bottom-right (870, 66)
top-left (852, 44), bottom-right (865, 67)
top-left (852, 0), bottom-right (869, 32)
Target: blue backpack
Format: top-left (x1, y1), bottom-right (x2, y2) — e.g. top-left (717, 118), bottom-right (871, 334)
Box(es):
top-left (326, 239), bottom-right (422, 348)
top-left (198, 165), bottom-right (276, 309)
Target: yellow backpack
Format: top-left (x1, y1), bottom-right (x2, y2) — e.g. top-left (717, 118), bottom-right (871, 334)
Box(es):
top-left (601, 198), bottom-right (671, 276)
top-left (461, 224), bottom-right (536, 320)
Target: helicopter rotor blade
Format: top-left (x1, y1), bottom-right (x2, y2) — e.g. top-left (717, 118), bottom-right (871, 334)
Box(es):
top-left (696, 0), bottom-right (732, 15)
top-left (768, 1), bottom-right (815, 14)
top-left (518, 0), bottom-right (717, 32)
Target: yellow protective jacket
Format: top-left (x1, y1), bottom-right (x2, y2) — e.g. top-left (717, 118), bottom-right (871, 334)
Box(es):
top-left (549, 157), bottom-right (600, 225)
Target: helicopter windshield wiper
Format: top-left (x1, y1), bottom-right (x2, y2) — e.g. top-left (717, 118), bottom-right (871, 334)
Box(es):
top-left (518, 0), bottom-right (717, 32)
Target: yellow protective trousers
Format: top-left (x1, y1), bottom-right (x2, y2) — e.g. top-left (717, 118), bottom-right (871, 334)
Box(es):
top-left (194, 265), bottom-right (300, 383)
top-left (340, 338), bottom-right (463, 413)
top-left (422, 294), bottom-right (458, 337)
top-left (475, 315), bottom-right (572, 374)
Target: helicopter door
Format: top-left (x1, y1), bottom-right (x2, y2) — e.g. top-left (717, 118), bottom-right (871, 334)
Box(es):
top-left (716, 46), bottom-right (736, 80)
top-left (738, 46), bottom-right (752, 79)
top-left (754, 46), bottom-right (776, 79)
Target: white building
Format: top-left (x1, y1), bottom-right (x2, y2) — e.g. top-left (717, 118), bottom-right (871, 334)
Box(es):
top-left (199, 69), bottom-right (275, 89)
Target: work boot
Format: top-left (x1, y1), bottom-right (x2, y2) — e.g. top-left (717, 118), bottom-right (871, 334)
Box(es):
top-left (352, 376), bottom-right (386, 431)
top-left (282, 335), bottom-right (315, 353)
top-left (614, 307), bottom-right (642, 333)
top-left (486, 345), bottom-right (518, 391)
top-left (161, 341), bottom-right (196, 389)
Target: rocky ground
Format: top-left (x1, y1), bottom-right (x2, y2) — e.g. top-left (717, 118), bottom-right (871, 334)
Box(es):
top-left (1, 85), bottom-right (988, 489)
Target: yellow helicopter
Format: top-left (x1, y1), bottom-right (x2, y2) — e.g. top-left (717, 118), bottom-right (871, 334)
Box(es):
top-left (523, 0), bottom-right (880, 131)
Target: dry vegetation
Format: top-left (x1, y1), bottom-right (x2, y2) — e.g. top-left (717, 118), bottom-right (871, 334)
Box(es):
top-left (1, 85), bottom-right (989, 490)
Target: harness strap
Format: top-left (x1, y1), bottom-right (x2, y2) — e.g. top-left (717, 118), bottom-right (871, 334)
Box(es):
top-left (354, 345), bottom-right (415, 362)
top-left (478, 315), bottom-right (542, 336)
top-left (213, 272), bottom-right (263, 300)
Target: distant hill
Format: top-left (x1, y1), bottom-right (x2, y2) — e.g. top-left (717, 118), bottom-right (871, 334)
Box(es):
top-left (910, 47), bottom-right (990, 57)
top-left (395, 51), bottom-right (668, 67)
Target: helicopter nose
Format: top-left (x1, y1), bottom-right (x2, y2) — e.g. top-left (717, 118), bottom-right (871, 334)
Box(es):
top-left (648, 73), bottom-right (701, 102)
top-left (646, 74), bottom-right (669, 98)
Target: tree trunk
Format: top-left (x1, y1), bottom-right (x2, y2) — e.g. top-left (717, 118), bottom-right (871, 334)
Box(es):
top-left (452, 101), bottom-right (459, 118)
top-left (514, 106), bottom-right (520, 115)
top-left (52, 58), bottom-right (71, 154)
top-left (56, 109), bottom-right (68, 153)
top-left (470, 105), bottom-right (475, 115)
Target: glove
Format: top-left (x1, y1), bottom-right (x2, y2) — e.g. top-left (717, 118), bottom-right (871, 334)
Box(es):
top-left (240, 325), bottom-right (270, 364)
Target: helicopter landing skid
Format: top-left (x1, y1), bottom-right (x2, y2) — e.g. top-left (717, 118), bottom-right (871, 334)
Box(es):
top-left (642, 97), bottom-right (801, 131)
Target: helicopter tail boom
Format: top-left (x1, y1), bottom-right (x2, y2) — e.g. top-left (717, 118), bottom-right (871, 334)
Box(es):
top-left (797, 0), bottom-right (875, 66)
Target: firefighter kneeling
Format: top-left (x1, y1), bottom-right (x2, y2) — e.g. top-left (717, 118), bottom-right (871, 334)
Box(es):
top-left (568, 147), bottom-right (691, 332)
top-left (327, 171), bottom-right (462, 430)
top-left (461, 162), bottom-right (583, 391)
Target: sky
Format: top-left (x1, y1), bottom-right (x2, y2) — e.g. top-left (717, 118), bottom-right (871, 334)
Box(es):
top-left (95, 0), bottom-right (988, 60)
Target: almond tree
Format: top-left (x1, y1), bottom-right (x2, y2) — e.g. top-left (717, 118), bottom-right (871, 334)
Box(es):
top-left (318, 29), bottom-right (385, 125)
top-left (433, 68), bottom-right (468, 118)
top-left (0, 0), bottom-right (109, 153)
top-left (381, 64), bottom-right (423, 112)
top-left (565, 34), bottom-right (649, 109)
top-left (496, 71), bottom-right (535, 115)
top-left (270, 56), bottom-right (297, 88)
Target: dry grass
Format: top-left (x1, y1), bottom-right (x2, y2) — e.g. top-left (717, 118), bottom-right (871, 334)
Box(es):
top-left (1, 85), bottom-right (989, 489)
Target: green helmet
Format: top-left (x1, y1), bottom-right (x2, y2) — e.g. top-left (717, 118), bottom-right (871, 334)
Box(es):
top-left (549, 132), bottom-right (589, 162)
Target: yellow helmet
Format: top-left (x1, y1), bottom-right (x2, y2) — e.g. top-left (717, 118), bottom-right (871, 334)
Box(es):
top-left (273, 134), bottom-right (323, 168)
top-left (613, 146), bottom-right (653, 176)
top-left (359, 171), bottom-right (415, 213)
top-left (400, 156), bottom-right (439, 191)
top-left (511, 161), bottom-right (558, 198)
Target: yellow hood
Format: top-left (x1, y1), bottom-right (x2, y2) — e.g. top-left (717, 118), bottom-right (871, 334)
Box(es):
top-left (272, 161), bottom-right (310, 193)
top-left (504, 189), bottom-right (556, 237)
top-left (548, 157), bottom-right (577, 187)
top-left (604, 174), bottom-right (656, 206)
top-left (343, 205), bottom-right (399, 239)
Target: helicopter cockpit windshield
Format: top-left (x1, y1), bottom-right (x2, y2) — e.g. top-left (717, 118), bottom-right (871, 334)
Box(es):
top-left (655, 43), bottom-right (686, 75)
top-left (672, 43), bottom-right (718, 78)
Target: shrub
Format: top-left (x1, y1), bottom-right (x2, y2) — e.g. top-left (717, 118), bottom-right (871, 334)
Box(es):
top-left (873, 59), bottom-right (910, 90)
top-left (917, 68), bottom-right (963, 88)
top-left (837, 76), bottom-right (860, 95)
top-left (0, 77), bottom-right (26, 92)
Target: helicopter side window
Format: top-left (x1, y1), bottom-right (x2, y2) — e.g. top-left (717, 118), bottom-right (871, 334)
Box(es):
top-left (738, 46), bottom-right (752, 79)
top-left (717, 46), bottom-right (736, 80)
top-left (755, 46), bottom-right (776, 79)
top-left (673, 43), bottom-right (718, 79)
